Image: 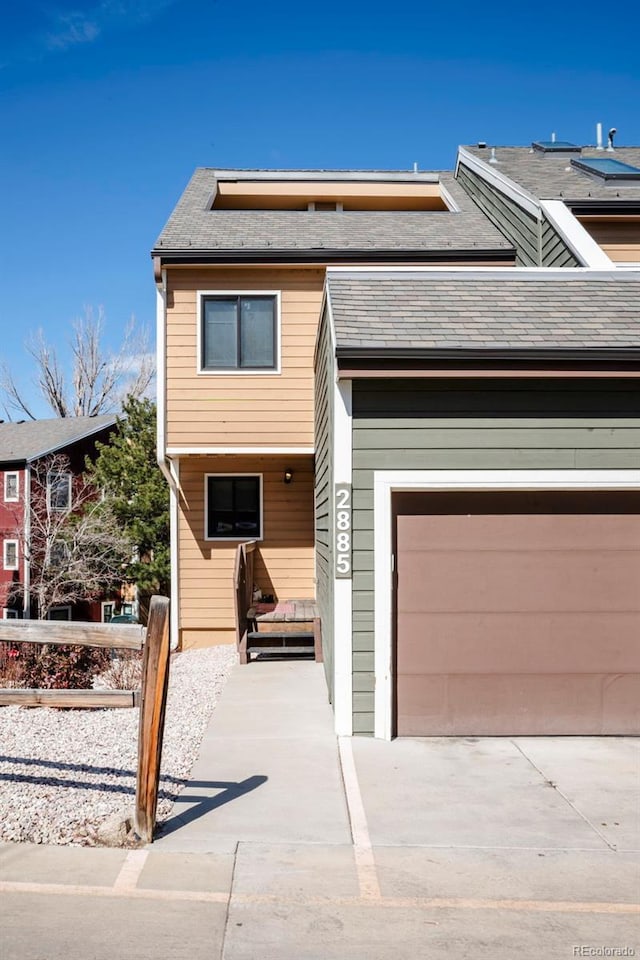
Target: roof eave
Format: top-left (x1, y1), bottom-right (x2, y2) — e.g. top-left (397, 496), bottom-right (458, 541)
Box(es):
top-left (336, 346), bottom-right (640, 363)
top-left (152, 248), bottom-right (515, 265)
top-left (24, 416), bottom-right (119, 463)
top-left (565, 199), bottom-right (640, 215)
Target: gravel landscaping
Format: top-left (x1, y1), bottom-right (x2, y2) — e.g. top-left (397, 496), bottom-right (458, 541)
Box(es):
top-left (0, 645), bottom-right (237, 846)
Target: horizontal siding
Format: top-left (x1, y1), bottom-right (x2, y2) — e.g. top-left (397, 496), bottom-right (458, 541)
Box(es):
top-left (351, 378), bottom-right (640, 735)
top-left (600, 245), bottom-right (640, 263)
top-left (178, 454), bottom-right (315, 639)
top-left (579, 220), bottom-right (640, 264)
top-left (456, 164), bottom-right (537, 265)
top-left (166, 267), bottom-right (325, 448)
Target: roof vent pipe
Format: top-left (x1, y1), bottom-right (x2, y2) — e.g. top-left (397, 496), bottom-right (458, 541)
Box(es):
top-left (607, 127), bottom-right (616, 152)
top-left (596, 122), bottom-right (603, 150)
top-left (489, 147), bottom-right (498, 164)
top-left (551, 132), bottom-right (556, 143)
top-left (413, 162), bottom-right (418, 173)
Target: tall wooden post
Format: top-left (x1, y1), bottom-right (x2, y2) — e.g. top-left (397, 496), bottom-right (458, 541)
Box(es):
top-left (134, 596), bottom-right (171, 843)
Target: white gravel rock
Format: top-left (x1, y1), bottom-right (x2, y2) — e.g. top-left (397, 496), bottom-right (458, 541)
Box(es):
top-left (0, 645), bottom-right (237, 846)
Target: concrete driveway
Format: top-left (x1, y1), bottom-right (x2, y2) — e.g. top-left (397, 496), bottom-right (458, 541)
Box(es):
top-left (2, 663), bottom-right (639, 960)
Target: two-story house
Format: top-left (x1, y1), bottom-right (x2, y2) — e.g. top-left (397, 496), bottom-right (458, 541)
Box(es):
top-left (154, 160), bottom-right (640, 741)
top-left (152, 167), bottom-right (515, 653)
top-left (0, 415), bottom-right (118, 621)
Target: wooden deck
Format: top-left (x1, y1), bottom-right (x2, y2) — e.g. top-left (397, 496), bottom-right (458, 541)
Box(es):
top-left (233, 544), bottom-right (321, 664)
top-left (250, 598), bottom-right (319, 624)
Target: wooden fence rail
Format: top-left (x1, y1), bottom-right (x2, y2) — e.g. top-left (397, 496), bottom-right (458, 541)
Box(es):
top-left (0, 595), bottom-right (171, 844)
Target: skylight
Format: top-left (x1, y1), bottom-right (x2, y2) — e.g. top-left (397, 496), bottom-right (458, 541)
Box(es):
top-left (571, 157), bottom-right (640, 181)
top-left (532, 140), bottom-right (581, 153)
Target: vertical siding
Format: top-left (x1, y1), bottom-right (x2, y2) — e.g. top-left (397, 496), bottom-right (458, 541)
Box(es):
top-left (178, 453), bottom-right (315, 647)
top-left (456, 164), bottom-right (540, 266)
top-left (313, 308), bottom-right (335, 698)
top-left (165, 266), bottom-right (325, 448)
top-left (351, 378), bottom-right (640, 735)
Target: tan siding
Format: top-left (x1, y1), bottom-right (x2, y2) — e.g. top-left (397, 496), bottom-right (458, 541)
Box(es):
top-left (166, 267), bottom-right (324, 448)
top-left (600, 244), bottom-right (640, 263)
top-left (177, 454), bottom-right (315, 647)
top-left (579, 219), bottom-right (640, 264)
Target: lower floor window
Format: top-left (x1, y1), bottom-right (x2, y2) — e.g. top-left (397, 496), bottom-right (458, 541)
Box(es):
top-left (48, 606), bottom-right (72, 621)
top-left (205, 475), bottom-right (262, 540)
top-left (102, 602), bottom-right (115, 623)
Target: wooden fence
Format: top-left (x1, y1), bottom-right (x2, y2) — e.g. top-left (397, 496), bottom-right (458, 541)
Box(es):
top-left (0, 595), bottom-right (170, 844)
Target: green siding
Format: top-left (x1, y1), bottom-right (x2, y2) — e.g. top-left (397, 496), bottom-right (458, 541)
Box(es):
top-left (351, 378), bottom-right (640, 735)
top-left (457, 164), bottom-right (579, 267)
top-left (313, 308), bottom-right (335, 698)
top-left (541, 216), bottom-right (580, 267)
top-left (456, 164), bottom-right (538, 265)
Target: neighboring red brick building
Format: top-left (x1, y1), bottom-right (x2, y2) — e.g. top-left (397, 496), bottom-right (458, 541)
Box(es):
top-left (0, 415), bottom-right (123, 621)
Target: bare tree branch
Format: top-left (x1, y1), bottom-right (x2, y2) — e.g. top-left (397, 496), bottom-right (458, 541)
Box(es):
top-left (0, 308), bottom-right (155, 420)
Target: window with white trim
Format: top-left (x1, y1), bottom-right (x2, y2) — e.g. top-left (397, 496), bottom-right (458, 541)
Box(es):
top-left (205, 475), bottom-right (262, 540)
top-left (4, 472), bottom-right (19, 502)
top-left (102, 601), bottom-right (115, 623)
top-left (200, 295), bottom-right (278, 371)
top-left (3, 539), bottom-right (18, 571)
top-left (3, 608), bottom-right (19, 619)
top-left (47, 472), bottom-right (72, 512)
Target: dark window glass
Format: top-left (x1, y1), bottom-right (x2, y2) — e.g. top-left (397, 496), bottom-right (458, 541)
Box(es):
top-left (48, 607), bottom-right (71, 621)
top-left (206, 476), bottom-right (261, 539)
top-left (48, 472), bottom-right (71, 511)
top-left (202, 296), bottom-right (276, 370)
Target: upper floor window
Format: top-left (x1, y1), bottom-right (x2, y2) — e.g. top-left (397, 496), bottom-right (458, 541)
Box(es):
top-left (3, 539), bottom-right (19, 571)
top-left (200, 294), bottom-right (278, 373)
top-left (4, 472), bottom-right (19, 502)
top-left (47, 472), bottom-right (72, 512)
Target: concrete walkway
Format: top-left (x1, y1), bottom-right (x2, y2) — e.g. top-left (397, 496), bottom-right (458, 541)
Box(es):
top-left (154, 660), bottom-right (351, 851)
top-left (2, 659), bottom-right (639, 960)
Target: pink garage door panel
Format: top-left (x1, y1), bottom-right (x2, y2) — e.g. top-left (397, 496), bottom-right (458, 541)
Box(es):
top-left (395, 497), bottom-right (640, 736)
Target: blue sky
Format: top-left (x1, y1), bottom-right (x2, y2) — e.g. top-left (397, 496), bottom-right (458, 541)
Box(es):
top-left (2, 0), bottom-right (639, 416)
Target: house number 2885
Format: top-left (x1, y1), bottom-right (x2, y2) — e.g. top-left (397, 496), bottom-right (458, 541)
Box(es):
top-left (335, 484), bottom-right (352, 578)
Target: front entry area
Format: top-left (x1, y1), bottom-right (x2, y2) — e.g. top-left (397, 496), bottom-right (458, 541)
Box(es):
top-left (394, 490), bottom-right (640, 736)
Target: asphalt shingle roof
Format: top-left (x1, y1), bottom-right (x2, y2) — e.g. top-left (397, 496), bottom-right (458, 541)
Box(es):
top-left (0, 415), bottom-right (117, 464)
top-left (326, 270), bottom-right (640, 353)
top-left (153, 169), bottom-right (512, 255)
top-left (462, 146), bottom-right (640, 203)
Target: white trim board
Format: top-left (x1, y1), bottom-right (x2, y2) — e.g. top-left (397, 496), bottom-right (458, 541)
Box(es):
top-left (456, 147), bottom-right (541, 219)
top-left (373, 468), bottom-right (640, 740)
top-left (167, 446), bottom-right (314, 456)
top-left (539, 200), bottom-right (614, 268)
top-left (332, 378), bottom-right (353, 736)
top-left (169, 458), bottom-right (180, 651)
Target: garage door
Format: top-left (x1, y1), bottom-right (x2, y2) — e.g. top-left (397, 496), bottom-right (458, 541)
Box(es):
top-left (395, 491), bottom-right (640, 736)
